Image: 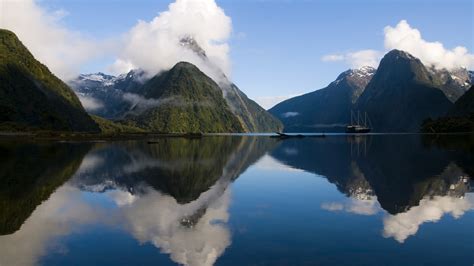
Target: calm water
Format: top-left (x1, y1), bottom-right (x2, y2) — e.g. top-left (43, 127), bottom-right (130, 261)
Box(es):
top-left (0, 135), bottom-right (473, 266)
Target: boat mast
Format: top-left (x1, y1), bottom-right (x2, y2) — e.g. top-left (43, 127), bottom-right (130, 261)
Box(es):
top-left (364, 112), bottom-right (368, 127)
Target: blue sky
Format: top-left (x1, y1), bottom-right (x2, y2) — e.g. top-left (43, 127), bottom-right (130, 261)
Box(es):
top-left (7, 0), bottom-right (474, 108)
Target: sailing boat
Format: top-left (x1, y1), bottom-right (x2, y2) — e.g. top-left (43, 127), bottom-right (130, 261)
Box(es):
top-left (346, 110), bottom-right (371, 133)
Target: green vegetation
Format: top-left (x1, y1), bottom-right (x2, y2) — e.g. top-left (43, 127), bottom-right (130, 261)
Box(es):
top-left (126, 62), bottom-right (244, 133)
top-left (91, 115), bottom-right (145, 135)
top-left (421, 114), bottom-right (474, 133)
top-left (0, 29), bottom-right (99, 132)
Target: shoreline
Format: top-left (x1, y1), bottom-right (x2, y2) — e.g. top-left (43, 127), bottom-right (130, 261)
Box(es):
top-left (0, 131), bottom-right (473, 142)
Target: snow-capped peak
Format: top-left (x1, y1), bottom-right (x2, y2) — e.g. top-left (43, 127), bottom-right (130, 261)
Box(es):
top-left (351, 66), bottom-right (376, 78)
top-left (76, 72), bottom-right (117, 86)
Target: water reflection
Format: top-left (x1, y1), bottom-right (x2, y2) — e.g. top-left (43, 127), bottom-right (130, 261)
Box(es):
top-left (0, 136), bottom-right (277, 266)
top-left (0, 141), bottom-right (92, 235)
top-left (0, 135), bottom-right (473, 265)
top-left (271, 135), bottom-right (474, 242)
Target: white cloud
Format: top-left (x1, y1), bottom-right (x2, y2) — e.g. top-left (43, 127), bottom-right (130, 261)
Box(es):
top-left (383, 194), bottom-right (474, 243)
top-left (346, 50), bottom-right (382, 69)
top-left (109, 0), bottom-right (232, 83)
top-left (321, 50), bottom-right (383, 69)
top-left (322, 20), bottom-right (474, 70)
top-left (76, 94), bottom-right (104, 111)
top-left (0, 0), bottom-right (100, 80)
top-left (384, 20), bottom-right (474, 70)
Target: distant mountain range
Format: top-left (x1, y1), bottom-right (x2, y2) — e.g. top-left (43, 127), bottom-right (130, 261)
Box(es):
top-left (270, 49), bottom-right (473, 132)
top-left (422, 85), bottom-right (474, 133)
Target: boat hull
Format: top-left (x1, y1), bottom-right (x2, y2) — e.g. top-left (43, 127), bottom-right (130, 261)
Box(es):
top-left (345, 126), bottom-right (371, 133)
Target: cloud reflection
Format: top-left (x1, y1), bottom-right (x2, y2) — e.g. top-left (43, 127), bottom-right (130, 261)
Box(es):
top-left (0, 186), bottom-right (102, 266)
top-left (383, 194), bottom-right (474, 243)
top-left (0, 172), bottom-right (232, 266)
top-left (321, 197), bottom-right (381, 216)
top-left (119, 188), bottom-right (231, 266)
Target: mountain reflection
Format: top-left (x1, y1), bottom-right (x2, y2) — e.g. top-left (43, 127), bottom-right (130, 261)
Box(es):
top-left (0, 136), bottom-right (276, 266)
top-left (0, 141), bottom-right (92, 235)
top-left (271, 135), bottom-right (474, 242)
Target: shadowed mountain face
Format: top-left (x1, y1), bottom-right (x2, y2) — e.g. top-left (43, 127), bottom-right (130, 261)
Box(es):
top-left (0, 30), bottom-right (99, 132)
top-left (0, 141), bottom-right (92, 235)
top-left (449, 85), bottom-right (474, 116)
top-left (269, 67), bottom-right (375, 132)
top-left (270, 135), bottom-right (473, 215)
top-left (356, 50), bottom-right (453, 132)
top-left (421, 86), bottom-right (474, 133)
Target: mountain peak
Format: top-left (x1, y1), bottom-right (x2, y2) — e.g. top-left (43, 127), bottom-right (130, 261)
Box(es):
top-left (336, 66), bottom-right (376, 81)
top-left (173, 61), bottom-right (200, 70)
top-left (179, 36), bottom-right (207, 59)
top-left (385, 49), bottom-right (417, 60)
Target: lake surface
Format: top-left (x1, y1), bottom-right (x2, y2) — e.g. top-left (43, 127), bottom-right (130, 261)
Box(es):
top-left (0, 134), bottom-right (473, 266)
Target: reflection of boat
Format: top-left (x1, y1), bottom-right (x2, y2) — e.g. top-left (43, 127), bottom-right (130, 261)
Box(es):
top-left (346, 111), bottom-right (371, 133)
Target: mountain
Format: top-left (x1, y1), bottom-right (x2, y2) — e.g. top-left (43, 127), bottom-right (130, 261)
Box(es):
top-left (123, 62), bottom-right (244, 133)
top-left (356, 49), bottom-right (453, 132)
top-left (269, 66), bottom-right (376, 132)
top-left (178, 36), bottom-right (282, 132)
top-left (421, 85), bottom-right (474, 133)
top-left (68, 70), bottom-right (145, 119)
top-left (69, 37), bottom-right (282, 133)
top-left (270, 135), bottom-right (473, 215)
top-left (222, 83), bottom-right (283, 132)
top-left (0, 29), bottom-right (99, 132)
top-left (428, 67), bottom-right (472, 102)
top-left (0, 141), bottom-right (91, 234)
top-left (449, 85), bottom-right (474, 116)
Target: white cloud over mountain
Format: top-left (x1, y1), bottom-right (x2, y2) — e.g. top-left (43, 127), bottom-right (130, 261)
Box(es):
top-left (322, 50), bottom-right (382, 69)
top-left (109, 0), bottom-right (232, 82)
top-left (322, 20), bottom-right (474, 70)
top-left (1, 0), bottom-right (232, 83)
